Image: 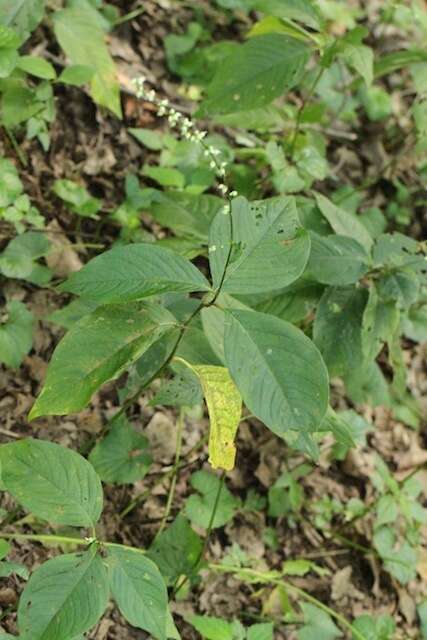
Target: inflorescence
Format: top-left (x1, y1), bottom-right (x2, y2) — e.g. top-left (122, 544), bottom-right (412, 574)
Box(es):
top-left (132, 76), bottom-right (237, 206)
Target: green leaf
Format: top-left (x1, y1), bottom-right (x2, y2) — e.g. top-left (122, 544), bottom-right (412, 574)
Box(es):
top-left (0, 559), bottom-right (29, 579)
top-left (377, 269), bottom-right (420, 309)
top-left (129, 128), bottom-right (164, 150)
top-left (142, 166), bottom-right (185, 189)
top-left (1, 86), bottom-right (41, 127)
top-left (0, 48), bottom-right (18, 78)
top-left (149, 191), bottom-right (223, 240)
top-left (403, 304), bottom-right (427, 342)
top-left (135, 327), bottom-right (181, 387)
top-left (313, 287), bottom-right (368, 377)
top-left (185, 470), bottom-right (240, 529)
top-left (247, 623), bottom-right (274, 640)
top-left (178, 361), bottom-right (242, 471)
top-left (189, 615), bottom-right (234, 640)
top-left (252, 283), bottom-right (322, 324)
top-left (18, 545), bottom-right (109, 640)
top-left (374, 49), bottom-right (427, 79)
top-left (201, 294), bottom-right (249, 363)
top-left (0, 539), bottom-right (10, 560)
top-left (148, 515), bottom-right (203, 585)
top-left (0, 156), bottom-right (22, 207)
top-left (0, 24), bottom-right (20, 48)
top-left (89, 415), bottom-right (151, 484)
top-left (341, 43), bottom-right (373, 86)
top-left (298, 603), bottom-right (342, 640)
top-left (48, 298), bottom-right (99, 330)
top-left (0, 0), bottom-right (45, 42)
top-left (53, 7), bottom-right (121, 117)
top-left (198, 34), bottom-right (310, 116)
top-left (314, 193), bottom-right (373, 250)
top-left (17, 55), bottom-right (56, 79)
top-left (305, 233), bottom-right (369, 285)
top-left (352, 613), bottom-right (395, 640)
top-left (0, 439), bottom-right (103, 527)
top-left (373, 527), bottom-right (417, 584)
top-left (59, 244), bottom-right (211, 304)
top-left (58, 64), bottom-right (95, 86)
top-left (0, 231), bottom-right (50, 281)
top-left (361, 284), bottom-right (400, 363)
top-left (253, 0), bottom-right (322, 30)
top-left (107, 546), bottom-right (168, 640)
top-left (0, 300), bottom-right (33, 368)
top-left (151, 364), bottom-right (203, 408)
top-left (53, 179), bottom-right (101, 218)
top-left (209, 196), bottom-right (310, 294)
top-left (224, 309), bottom-right (329, 437)
top-left (29, 302), bottom-right (177, 418)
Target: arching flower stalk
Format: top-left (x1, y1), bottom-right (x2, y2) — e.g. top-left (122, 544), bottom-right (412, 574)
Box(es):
top-left (132, 76), bottom-right (238, 209)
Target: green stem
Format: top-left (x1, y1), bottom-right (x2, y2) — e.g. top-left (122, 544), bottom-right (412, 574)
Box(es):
top-left (114, 5), bottom-right (144, 26)
top-left (4, 126), bottom-right (27, 166)
top-left (280, 17), bottom-right (321, 46)
top-left (119, 433), bottom-right (209, 519)
top-left (289, 65), bottom-right (325, 160)
top-left (173, 470), bottom-right (226, 597)
top-left (156, 408), bottom-right (185, 536)
top-left (0, 531), bottom-right (146, 556)
top-left (208, 564), bottom-right (367, 640)
top-left (0, 532), bottom-right (88, 546)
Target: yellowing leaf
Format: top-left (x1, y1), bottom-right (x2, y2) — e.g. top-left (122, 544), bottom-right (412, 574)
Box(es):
top-left (177, 359), bottom-right (241, 470)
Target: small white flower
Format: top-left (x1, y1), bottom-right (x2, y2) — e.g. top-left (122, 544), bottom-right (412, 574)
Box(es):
top-left (218, 184), bottom-right (228, 195)
top-left (230, 190), bottom-right (238, 198)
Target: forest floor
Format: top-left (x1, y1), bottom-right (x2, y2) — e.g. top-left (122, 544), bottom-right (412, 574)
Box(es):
top-left (0, 0), bottom-right (427, 638)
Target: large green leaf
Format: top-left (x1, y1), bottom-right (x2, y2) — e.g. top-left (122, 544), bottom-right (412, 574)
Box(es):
top-left (0, 439), bottom-right (103, 527)
top-left (53, 7), bottom-right (121, 117)
top-left (209, 196), bottom-right (310, 294)
top-left (18, 545), bottom-right (109, 640)
top-left (224, 309), bottom-right (329, 436)
top-left (0, 0), bottom-right (45, 42)
top-left (0, 300), bottom-right (33, 368)
top-left (107, 546), bottom-right (168, 640)
top-left (314, 193), bottom-right (373, 250)
top-left (253, 0), bottom-right (322, 30)
top-left (313, 287), bottom-right (368, 377)
top-left (29, 302), bottom-right (177, 419)
top-left (134, 327), bottom-right (181, 388)
top-left (149, 192), bottom-right (223, 240)
top-left (198, 34), bottom-right (310, 116)
top-left (305, 233), bottom-right (369, 285)
top-left (60, 243), bottom-right (211, 304)
top-left (201, 294), bottom-right (249, 363)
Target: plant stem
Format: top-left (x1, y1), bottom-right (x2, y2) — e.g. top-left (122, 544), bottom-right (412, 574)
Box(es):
top-left (173, 470), bottom-right (226, 597)
top-left (208, 564), bottom-right (367, 640)
top-left (0, 531), bottom-right (147, 556)
top-left (0, 532), bottom-right (88, 546)
top-left (4, 126), bottom-right (27, 166)
top-left (156, 408), bottom-right (185, 536)
top-left (289, 65), bottom-right (325, 160)
top-left (114, 5), bottom-right (144, 26)
top-left (119, 433), bottom-right (209, 519)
